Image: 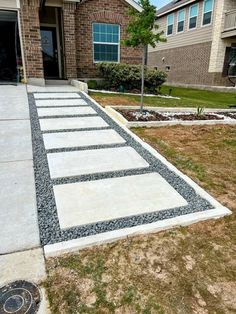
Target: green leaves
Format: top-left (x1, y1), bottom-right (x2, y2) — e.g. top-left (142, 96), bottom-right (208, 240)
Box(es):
top-left (97, 62), bottom-right (167, 92)
top-left (124, 0), bottom-right (166, 48)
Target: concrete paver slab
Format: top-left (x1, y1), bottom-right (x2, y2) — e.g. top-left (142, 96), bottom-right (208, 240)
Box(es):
top-left (0, 160), bottom-right (40, 254)
top-left (0, 120), bottom-right (32, 162)
top-left (34, 92), bottom-right (79, 99)
top-left (43, 129), bottom-right (126, 149)
top-left (47, 146), bottom-right (149, 178)
top-left (39, 116), bottom-right (108, 131)
top-left (35, 99), bottom-right (88, 107)
top-left (37, 106), bottom-right (96, 117)
top-left (0, 85), bottom-right (29, 120)
top-left (27, 84), bottom-right (80, 93)
top-left (54, 173), bottom-right (188, 229)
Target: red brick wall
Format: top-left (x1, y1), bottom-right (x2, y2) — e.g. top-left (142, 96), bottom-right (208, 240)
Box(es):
top-left (20, 0), bottom-right (44, 79)
top-left (62, 2), bottom-right (77, 79)
top-left (75, 0), bottom-right (143, 78)
top-left (148, 42), bottom-right (230, 86)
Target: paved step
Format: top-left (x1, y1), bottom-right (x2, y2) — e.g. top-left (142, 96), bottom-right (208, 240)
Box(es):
top-left (43, 129), bottom-right (126, 150)
top-left (47, 146), bottom-right (149, 179)
top-left (54, 173), bottom-right (188, 229)
top-left (39, 116), bottom-right (108, 131)
top-left (35, 99), bottom-right (88, 107)
top-left (37, 106), bottom-right (96, 117)
top-left (34, 93), bottom-right (80, 99)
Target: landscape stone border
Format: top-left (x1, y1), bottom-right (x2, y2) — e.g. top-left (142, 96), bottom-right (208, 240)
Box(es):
top-left (29, 92), bottom-right (218, 246)
top-left (106, 105), bottom-right (236, 128)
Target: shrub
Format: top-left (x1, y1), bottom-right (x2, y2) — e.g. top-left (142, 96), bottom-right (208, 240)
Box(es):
top-left (97, 62), bottom-right (167, 93)
top-left (87, 80), bottom-right (98, 89)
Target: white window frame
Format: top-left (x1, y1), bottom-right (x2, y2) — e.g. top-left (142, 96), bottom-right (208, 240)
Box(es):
top-left (166, 13), bottom-right (174, 36)
top-left (202, 0), bottom-right (214, 27)
top-left (176, 9), bottom-right (185, 33)
top-left (188, 3), bottom-right (199, 30)
top-left (92, 22), bottom-right (120, 63)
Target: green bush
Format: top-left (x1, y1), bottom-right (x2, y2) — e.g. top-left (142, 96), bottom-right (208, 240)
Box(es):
top-left (87, 80), bottom-right (98, 89)
top-left (97, 62), bottom-right (167, 93)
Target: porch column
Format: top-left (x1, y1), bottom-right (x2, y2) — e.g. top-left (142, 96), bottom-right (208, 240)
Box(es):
top-left (63, 1), bottom-right (77, 79)
top-left (20, 0), bottom-right (44, 85)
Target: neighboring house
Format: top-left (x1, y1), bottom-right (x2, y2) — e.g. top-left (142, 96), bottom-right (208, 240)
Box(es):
top-left (148, 0), bottom-right (236, 87)
top-left (0, 0), bottom-right (142, 86)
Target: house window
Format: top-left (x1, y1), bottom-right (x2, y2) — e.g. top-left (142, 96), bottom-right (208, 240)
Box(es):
top-left (92, 23), bottom-right (120, 62)
top-left (189, 4), bottom-right (198, 29)
top-left (202, 0), bottom-right (213, 26)
top-left (167, 14), bottom-right (174, 35)
top-left (177, 9), bottom-right (185, 33)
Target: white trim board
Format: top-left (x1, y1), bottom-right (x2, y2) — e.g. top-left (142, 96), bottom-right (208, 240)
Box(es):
top-left (44, 92), bottom-right (231, 258)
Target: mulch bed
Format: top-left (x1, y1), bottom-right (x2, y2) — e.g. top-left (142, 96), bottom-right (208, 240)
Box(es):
top-left (171, 113), bottom-right (224, 121)
top-left (117, 109), bottom-right (226, 122)
top-left (220, 112), bottom-right (236, 119)
top-left (117, 109), bottom-right (170, 121)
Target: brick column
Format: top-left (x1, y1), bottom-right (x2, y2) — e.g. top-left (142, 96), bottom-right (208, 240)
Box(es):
top-left (63, 1), bottom-right (77, 79)
top-left (20, 0), bottom-right (44, 85)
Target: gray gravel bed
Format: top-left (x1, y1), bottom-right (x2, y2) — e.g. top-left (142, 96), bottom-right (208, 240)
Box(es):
top-left (39, 114), bottom-right (98, 119)
top-left (46, 143), bottom-right (128, 154)
top-left (42, 126), bottom-right (111, 134)
top-left (28, 92), bottom-right (213, 246)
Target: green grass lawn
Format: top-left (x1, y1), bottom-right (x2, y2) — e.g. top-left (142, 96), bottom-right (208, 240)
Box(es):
top-left (90, 85), bottom-right (236, 109)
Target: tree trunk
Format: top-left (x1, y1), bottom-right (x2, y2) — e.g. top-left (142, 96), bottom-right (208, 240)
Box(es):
top-left (140, 46), bottom-right (146, 113)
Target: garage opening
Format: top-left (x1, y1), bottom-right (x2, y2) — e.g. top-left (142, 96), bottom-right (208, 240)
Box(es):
top-left (0, 10), bottom-right (22, 84)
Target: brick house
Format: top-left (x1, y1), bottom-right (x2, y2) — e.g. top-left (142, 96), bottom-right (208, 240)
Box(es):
top-left (0, 0), bottom-right (142, 86)
top-left (148, 0), bottom-right (236, 87)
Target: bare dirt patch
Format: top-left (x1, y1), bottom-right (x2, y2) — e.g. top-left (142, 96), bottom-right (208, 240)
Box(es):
top-left (45, 125), bottom-right (236, 314)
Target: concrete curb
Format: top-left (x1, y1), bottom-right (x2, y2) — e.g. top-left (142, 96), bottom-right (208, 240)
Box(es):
top-left (43, 93), bottom-right (231, 258)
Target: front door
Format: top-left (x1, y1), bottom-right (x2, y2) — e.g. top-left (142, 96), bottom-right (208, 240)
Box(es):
top-left (40, 26), bottom-right (59, 78)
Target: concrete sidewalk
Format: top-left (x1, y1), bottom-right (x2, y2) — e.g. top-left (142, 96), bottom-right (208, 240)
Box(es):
top-left (0, 85), bottom-right (49, 313)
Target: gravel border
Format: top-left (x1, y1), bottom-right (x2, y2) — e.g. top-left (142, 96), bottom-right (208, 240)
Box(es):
top-left (28, 92), bottom-right (212, 245)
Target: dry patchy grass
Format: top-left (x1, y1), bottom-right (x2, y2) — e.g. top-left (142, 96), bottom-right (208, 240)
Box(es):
top-left (45, 125), bottom-right (236, 314)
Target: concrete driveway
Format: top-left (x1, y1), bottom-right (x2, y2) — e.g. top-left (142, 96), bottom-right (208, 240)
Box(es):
top-left (0, 85), bottom-right (40, 254)
top-left (0, 85), bottom-right (48, 313)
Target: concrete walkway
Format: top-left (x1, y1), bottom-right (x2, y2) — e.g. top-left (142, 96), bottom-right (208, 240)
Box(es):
top-left (27, 86), bottom-right (230, 256)
top-left (0, 85), bottom-right (49, 313)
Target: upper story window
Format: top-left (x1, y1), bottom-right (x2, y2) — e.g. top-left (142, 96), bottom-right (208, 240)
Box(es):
top-left (92, 23), bottom-right (120, 62)
top-left (177, 9), bottom-right (185, 33)
top-left (202, 0), bottom-right (213, 26)
top-left (167, 14), bottom-right (174, 35)
top-left (189, 3), bottom-right (198, 29)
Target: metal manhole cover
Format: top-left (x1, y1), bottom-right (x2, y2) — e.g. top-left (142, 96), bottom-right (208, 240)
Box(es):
top-left (0, 281), bottom-right (41, 314)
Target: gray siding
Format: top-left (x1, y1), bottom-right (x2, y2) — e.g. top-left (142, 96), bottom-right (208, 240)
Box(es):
top-left (150, 0), bottom-right (215, 52)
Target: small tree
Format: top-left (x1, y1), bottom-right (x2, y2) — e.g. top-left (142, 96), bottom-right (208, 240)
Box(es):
top-left (124, 0), bottom-right (166, 113)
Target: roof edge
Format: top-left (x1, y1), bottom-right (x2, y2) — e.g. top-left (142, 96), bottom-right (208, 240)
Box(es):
top-left (157, 0), bottom-right (197, 17)
top-left (64, 0), bottom-right (142, 11)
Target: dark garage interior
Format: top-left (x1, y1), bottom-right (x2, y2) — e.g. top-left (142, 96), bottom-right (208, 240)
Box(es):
top-left (0, 10), bottom-right (22, 84)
